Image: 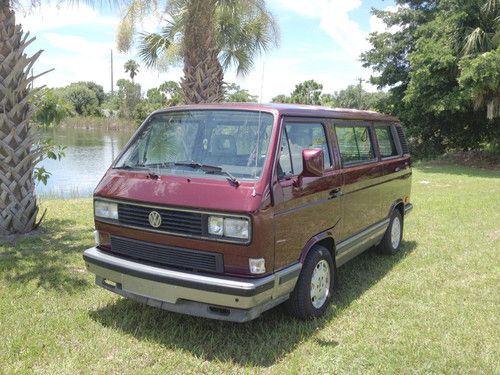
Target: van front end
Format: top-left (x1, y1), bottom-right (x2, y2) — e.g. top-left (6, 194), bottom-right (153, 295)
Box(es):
top-left (83, 193), bottom-right (301, 322)
top-left (82, 106), bottom-right (300, 322)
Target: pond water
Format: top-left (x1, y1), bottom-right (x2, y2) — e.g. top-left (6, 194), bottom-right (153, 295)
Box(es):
top-left (37, 127), bottom-right (135, 198)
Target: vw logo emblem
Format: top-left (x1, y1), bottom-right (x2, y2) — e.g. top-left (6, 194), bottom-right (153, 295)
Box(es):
top-left (148, 211), bottom-right (162, 228)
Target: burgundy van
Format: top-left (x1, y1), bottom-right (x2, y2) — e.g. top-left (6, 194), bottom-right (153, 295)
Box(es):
top-left (84, 104), bottom-right (412, 322)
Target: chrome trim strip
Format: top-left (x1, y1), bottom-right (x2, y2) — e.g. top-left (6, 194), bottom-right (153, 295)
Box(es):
top-left (93, 197), bottom-right (252, 245)
top-left (337, 218), bottom-right (390, 253)
top-left (84, 247), bottom-right (301, 297)
top-left (95, 196), bottom-right (251, 219)
top-left (84, 247), bottom-right (271, 296)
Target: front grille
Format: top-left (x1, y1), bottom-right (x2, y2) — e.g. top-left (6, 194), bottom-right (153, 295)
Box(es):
top-left (118, 203), bottom-right (203, 236)
top-left (110, 236), bottom-right (224, 273)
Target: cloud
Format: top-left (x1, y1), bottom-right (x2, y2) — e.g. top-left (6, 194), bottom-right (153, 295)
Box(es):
top-left (274, 0), bottom-right (369, 58)
top-left (16, 4), bottom-right (183, 93)
top-left (17, 4), bottom-right (118, 33)
top-left (369, 6), bottom-right (400, 34)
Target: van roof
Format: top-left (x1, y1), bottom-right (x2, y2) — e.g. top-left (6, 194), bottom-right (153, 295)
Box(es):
top-left (155, 103), bottom-right (400, 122)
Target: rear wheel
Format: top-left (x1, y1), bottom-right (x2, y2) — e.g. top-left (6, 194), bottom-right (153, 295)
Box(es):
top-left (285, 245), bottom-right (334, 320)
top-left (377, 210), bottom-right (403, 255)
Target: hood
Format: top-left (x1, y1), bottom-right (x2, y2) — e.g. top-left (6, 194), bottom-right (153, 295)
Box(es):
top-left (94, 169), bottom-right (266, 213)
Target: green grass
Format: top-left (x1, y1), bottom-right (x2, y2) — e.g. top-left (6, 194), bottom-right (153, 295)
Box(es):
top-left (1, 163), bottom-right (499, 374)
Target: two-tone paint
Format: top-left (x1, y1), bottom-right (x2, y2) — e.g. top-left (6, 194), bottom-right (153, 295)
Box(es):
top-left (84, 103), bottom-right (413, 322)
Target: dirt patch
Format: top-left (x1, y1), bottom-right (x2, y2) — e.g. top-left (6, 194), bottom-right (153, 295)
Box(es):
top-left (0, 228), bottom-right (46, 246)
top-left (430, 151), bottom-right (500, 171)
top-left (489, 229), bottom-right (500, 241)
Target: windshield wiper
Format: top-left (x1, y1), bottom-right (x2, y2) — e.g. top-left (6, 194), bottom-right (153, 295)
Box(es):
top-left (174, 160), bottom-right (240, 187)
top-left (114, 162), bottom-right (160, 179)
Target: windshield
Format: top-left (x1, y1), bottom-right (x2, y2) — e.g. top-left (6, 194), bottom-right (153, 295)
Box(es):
top-left (114, 110), bottom-right (275, 181)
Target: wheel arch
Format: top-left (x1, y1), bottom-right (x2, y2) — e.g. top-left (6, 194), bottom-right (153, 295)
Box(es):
top-left (388, 199), bottom-right (405, 219)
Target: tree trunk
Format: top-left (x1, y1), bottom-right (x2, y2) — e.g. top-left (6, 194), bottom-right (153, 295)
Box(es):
top-left (181, 0), bottom-right (224, 104)
top-left (0, 0), bottom-right (41, 235)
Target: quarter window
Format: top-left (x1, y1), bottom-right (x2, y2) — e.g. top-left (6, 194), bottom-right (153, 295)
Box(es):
top-left (335, 126), bottom-right (375, 165)
top-left (376, 126), bottom-right (399, 158)
top-left (278, 123), bottom-right (331, 178)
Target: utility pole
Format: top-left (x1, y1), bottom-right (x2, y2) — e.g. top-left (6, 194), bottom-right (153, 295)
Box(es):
top-left (110, 49), bottom-right (114, 95)
top-left (357, 77), bottom-right (364, 109)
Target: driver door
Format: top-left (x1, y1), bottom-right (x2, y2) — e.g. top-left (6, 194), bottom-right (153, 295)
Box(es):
top-left (272, 119), bottom-right (343, 270)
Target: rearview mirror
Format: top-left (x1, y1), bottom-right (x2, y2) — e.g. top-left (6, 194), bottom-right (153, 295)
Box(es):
top-left (302, 148), bottom-right (324, 177)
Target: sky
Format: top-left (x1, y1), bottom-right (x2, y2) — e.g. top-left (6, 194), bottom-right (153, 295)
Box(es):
top-left (17, 0), bottom-right (396, 102)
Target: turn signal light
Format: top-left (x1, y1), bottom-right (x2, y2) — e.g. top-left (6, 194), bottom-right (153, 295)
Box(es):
top-left (249, 258), bottom-right (266, 274)
top-left (94, 230), bottom-right (111, 247)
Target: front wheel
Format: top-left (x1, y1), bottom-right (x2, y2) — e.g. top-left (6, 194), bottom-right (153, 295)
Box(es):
top-left (285, 245), bottom-right (334, 320)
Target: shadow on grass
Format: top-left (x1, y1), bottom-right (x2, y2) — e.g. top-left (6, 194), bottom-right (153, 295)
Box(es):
top-left (0, 218), bottom-right (93, 293)
top-left (89, 240), bottom-right (417, 368)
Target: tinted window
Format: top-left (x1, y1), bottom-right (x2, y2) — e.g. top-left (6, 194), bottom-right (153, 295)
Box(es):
top-left (376, 126), bottom-right (399, 158)
top-left (278, 123), bottom-right (331, 178)
top-left (115, 110), bottom-right (274, 180)
top-left (335, 126), bottom-right (374, 165)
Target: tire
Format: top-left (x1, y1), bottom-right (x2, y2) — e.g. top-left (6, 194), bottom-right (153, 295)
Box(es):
top-left (377, 209), bottom-right (403, 255)
top-left (285, 245), bottom-right (334, 320)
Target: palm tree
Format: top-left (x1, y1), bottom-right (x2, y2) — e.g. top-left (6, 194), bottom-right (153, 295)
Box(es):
top-left (456, 0), bottom-right (500, 119)
top-left (117, 0), bottom-right (278, 103)
top-left (0, 0), bottom-right (119, 236)
top-left (124, 59), bottom-right (140, 82)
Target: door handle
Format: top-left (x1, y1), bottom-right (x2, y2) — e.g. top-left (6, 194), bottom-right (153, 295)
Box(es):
top-left (329, 188), bottom-right (342, 199)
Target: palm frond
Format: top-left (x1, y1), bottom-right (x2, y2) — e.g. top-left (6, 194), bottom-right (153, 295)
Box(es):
top-left (138, 30), bottom-right (172, 68)
top-left (462, 27), bottom-right (493, 55)
top-left (116, 0), bottom-right (159, 52)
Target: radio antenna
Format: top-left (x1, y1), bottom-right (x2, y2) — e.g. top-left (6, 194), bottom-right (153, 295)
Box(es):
top-left (259, 62), bottom-right (265, 103)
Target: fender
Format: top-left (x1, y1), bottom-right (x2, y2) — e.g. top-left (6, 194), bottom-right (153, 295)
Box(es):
top-left (298, 218), bottom-right (340, 263)
top-left (387, 198), bottom-right (404, 218)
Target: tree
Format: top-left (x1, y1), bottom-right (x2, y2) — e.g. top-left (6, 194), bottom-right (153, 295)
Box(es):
top-left (290, 80), bottom-right (323, 105)
top-left (31, 89), bottom-right (72, 128)
top-left (0, 0), bottom-right (120, 235)
top-left (159, 80), bottom-right (182, 106)
top-left (75, 81), bottom-right (106, 105)
top-left (224, 83), bottom-right (258, 102)
top-left (271, 80), bottom-right (324, 105)
top-left (116, 79), bottom-right (141, 119)
top-left (117, 0), bottom-right (278, 104)
top-left (361, 0), bottom-right (499, 157)
top-left (0, 0), bottom-right (47, 235)
top-left (124, 59), bottom-right (140, 82)
top-left (62, 83), bottom-right (100, 116)
top-left (271, 94), bottom-right (291, 103)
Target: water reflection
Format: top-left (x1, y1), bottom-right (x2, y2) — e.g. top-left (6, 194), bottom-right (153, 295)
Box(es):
top-left (37, 127), bottom-right (135, 198)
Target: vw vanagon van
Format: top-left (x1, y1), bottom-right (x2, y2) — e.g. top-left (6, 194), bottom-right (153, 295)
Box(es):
top-left (84, 104), bottom-right (413, 322)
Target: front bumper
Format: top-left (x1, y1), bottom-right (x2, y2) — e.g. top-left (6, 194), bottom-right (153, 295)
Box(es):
top-left (83, 247), bottom-right (301, 322)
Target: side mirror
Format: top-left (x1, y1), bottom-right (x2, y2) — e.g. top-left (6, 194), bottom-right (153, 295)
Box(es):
top-left (302, 148), bottom-right (324, 177)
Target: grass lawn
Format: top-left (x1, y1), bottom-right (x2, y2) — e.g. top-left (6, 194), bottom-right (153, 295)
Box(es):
top-left (1, 163), bottom-right (499, 374)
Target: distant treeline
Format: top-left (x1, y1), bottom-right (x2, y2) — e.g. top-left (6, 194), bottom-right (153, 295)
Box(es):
top-left (32, 80), bottom-right (259, 128)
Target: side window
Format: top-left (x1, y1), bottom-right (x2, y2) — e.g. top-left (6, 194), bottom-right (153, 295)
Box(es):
top-left (335, 126), bottom-right (375, 165)
top-left (278, 123), bottom-right (331, 178)
top-left (376, 126), bottom-right (399, 158)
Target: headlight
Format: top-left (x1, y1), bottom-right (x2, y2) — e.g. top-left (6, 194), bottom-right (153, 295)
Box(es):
top-left (94, 200), bottom-right (118, 220)
top-left (223, 218), bottom-right (249, 239)
top-left (208, 216), bottom-right (224, 236)
top-left (208, 216), bottom-right (249, 240)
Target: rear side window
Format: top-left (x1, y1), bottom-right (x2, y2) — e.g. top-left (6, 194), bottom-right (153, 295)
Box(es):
top-left (395, 125), bottom-right (410, 154)
top-left (375, 126), bottom-right (399, 158)
top-left (278, 122), bottom-right (331, 178)
top-left (335, 126), bottom-right (375, 165)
